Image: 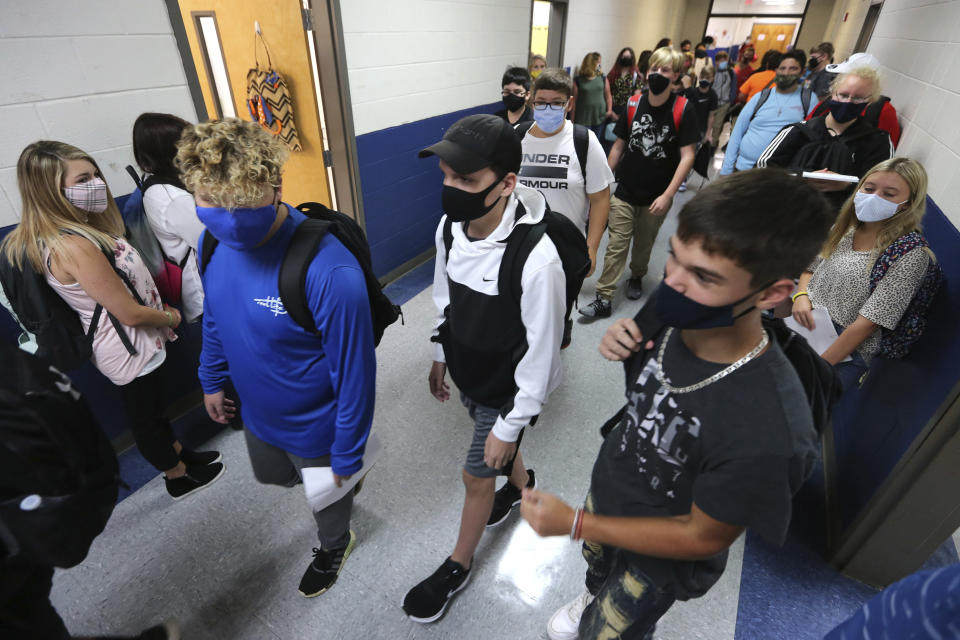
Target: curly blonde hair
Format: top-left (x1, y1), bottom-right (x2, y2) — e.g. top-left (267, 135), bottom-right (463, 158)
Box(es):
top-left (175, 118), bottom-right (288, 209)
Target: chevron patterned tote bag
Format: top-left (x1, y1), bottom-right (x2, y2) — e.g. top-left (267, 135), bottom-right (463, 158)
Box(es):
top-left (246, 33), bottom-right (302, 151)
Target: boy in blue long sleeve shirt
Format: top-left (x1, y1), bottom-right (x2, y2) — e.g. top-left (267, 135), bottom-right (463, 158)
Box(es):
top-left (720, 51), bottom-right (815, 174)
top-left (178, 119), bottom-right (376, 599)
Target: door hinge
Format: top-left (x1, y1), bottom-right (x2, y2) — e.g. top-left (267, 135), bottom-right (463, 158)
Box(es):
top-left (301, 7), bottom-right (314, 31)
top-left (323, 149), bottom-right (333, 167)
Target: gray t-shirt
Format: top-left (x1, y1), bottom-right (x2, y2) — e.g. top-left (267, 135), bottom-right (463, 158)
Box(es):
top-left (590, 328), bottom-right (818, 600)
top-left (808, 231), bottom-right (929, 361)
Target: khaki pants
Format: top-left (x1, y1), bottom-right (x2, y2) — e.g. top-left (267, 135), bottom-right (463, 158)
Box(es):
top-left (595, 195), bottom-right (666, 300)
top-left (710, 102), bottom-right (732, 148)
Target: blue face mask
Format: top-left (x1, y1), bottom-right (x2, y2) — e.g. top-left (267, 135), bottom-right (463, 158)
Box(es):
top-left (717, 61), bottom-right (728, 70)
top-left (653, 279), bottom-right (769, 330)
top-left (196, 201), bottom-right (279, 251)
top-left (533, 104), bottom-right (567, 133)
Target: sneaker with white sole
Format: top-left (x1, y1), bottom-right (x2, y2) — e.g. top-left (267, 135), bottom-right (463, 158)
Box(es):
top-left (298, 530), bottom-right (356, 597)
top-left (578, 296), bottom-right (611, 319)
top-left (547, 591), bottom-right (594, 640)
top-left (164, 462), bottom-right (225, 500)
top-left (486, 469), bottom-right (536, 528)
top-left (403, 557), bottom-right (471, 623)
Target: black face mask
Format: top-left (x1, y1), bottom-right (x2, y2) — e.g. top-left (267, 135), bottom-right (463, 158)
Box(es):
top-left (699, 79), bottom-right (711, 88)
top-left (695, 50), bottom-right (707, 59)
top-left (653, 279), bottom-right (771, 330)
top-left (828, 99), bottom-right (863, 123)
top-left (647, 72), bottom-right (671, 94)
top-left (619, 56), bottom-right (633, 67)
top-left (442, 174), bottom-right (505, 222)
top-left (502, 93), bottom-right (526, 112)
top-left (808, 57), bottom-right (821, 70)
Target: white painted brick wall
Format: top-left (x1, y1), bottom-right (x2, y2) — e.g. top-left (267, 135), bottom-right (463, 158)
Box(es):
top-left (342, 0), bottom-right (532, 136)
top-left (0, 1), bottom-right (198, 228)
top-left (563, 0), bottom-right (685, 75)
top-left (866, 0), bottom-right (960, 227)
top-left (342, 0), bottom-right (687, 136)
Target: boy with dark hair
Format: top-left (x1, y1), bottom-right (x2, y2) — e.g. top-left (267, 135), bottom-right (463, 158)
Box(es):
top-left (580, 46), bottom-right (698, 318)
top-left (522, 169), bottom-right (833, 640)
top-left (402, 114), bottom-right (566, 623)
top-left (516, 68), bottom-right (614, 345)
top-left (685, 65), bottom-right (719, 144)
top-left (495, 66), bottom-right (535, 125)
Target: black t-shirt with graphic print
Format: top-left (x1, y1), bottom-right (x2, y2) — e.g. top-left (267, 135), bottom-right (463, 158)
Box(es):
top-left (589, 328), bottom-right (818, 600)
top-left (612, 93), bottom-right (700, 206)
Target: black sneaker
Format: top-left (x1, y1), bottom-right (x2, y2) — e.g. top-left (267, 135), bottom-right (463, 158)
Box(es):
top-left (164, 462), bottom-right (225, 500)
top-left (298, 530), bottom-right (356, 597)
top-left (178, 448), bottom-right (222, 466)
top-left (487, 469), bottom-right (536, 528)
top-left (626, 277), bottom-right (644, 300)
top-left (403, 557), bottom-right (472, 623)
top-left (561, 319), bottom-right (573, 349)
top-left (578, 296), bottom-right (611, 318)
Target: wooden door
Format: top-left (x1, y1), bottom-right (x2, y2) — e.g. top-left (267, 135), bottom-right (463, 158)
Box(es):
top-left (175, 0), bottom-right (331, 208)
top-left (749, 23), bottom-right (797, 64)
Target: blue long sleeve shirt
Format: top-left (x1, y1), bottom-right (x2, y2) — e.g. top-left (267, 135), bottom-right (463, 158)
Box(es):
top-left (198, 206), bottom-right (376, 475)
top-left (720, 88), bottom-right (816, 174)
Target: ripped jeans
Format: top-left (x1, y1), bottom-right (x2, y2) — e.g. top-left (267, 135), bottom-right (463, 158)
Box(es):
top-left (579, 494), bottom-right (677, 640)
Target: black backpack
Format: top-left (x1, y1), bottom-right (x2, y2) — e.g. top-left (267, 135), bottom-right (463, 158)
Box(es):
top-left (0, 343), bottom-right (119, 568)
top-left (599, 304), bottom-right (842, 439)
top-left (443, 202), bottom-right (591, 330)
top-left (199, 202), bottom-right (401, 346)
top-left (0, 243), bottom-right (143, 371)
top-left (514, 120), bottom-right (590, 182)
top-left (787, 120), bottom-right (877, 176)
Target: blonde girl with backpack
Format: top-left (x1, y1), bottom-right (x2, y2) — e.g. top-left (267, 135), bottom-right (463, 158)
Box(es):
top-left (791, 157), bottom-right (937, 391)
top-left (0, 141), bottom-right (224, 500)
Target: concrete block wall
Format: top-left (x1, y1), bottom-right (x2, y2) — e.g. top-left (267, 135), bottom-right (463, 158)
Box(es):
top-left (562, 0), bottom-right (686, 76)
top-left (341, 0), bottom-right (532, 137)
top-left (866, 0), bottom-right (960, 227)
top-left (0, 0), bottom-right (198, 228)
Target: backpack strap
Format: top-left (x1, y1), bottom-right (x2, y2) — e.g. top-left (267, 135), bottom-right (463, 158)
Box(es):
top-left (198, 230), bottom-right (219, 276)
top-left (868, 231), bottom-right (926, 293)
top-left (862, 96), bottom-right (891, 128)
top-left (504, 221), bottom-right (546, 310)
top-left (749, 88), bottom-right (773, 125)
top-left (800, 87), bottom-right (813, 116)
top-left (626, 94), bottom-right (642, 126)
top-left (124, 165), bottom-right (143, 191)
top-left (808, 97), bottom-right (829, 120)
top-left (572, 123), bottom-right (589, 182)
top-left (278, 219), bottom-right (334, 335)
top-left (672, 95), bottom-right (687, 131)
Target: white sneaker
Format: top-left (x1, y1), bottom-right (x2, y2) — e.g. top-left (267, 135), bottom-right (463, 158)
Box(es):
top-left (547, 591), bottom-right (594, 640)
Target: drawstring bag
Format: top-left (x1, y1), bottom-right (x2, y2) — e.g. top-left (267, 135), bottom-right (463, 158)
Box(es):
top-left (246, 32), bottom-right (302, 151)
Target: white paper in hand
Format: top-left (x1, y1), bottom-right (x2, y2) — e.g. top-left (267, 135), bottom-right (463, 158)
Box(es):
top-left (784, 307), bottom-right (851, 363)
top-left (302, 434), bottom-right (383, 512)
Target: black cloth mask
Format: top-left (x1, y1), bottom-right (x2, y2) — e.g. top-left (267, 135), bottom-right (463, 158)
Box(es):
top-left (619, 56), bottom-right (633, 67)
top-left (502, 93), bottom-right (526, 112)
top-left (828, 99), bottom-right (863, 124)
top-left (653, 279), bottom-right (770, 330)
top-left (442, 174), bottom-right (506, 222)
top-left (647, 73), bottom-right (671, 94)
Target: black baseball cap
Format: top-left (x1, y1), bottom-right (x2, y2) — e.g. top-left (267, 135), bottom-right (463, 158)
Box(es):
top-left (418, 114), bottom-right (521, 175)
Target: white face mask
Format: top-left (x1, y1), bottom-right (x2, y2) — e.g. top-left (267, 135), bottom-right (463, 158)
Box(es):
top-left (854, 191), bottom-right (907, 223)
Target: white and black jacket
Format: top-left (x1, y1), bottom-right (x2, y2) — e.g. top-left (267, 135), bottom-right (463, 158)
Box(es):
top-left (431, 184), bottom-right (565, 443)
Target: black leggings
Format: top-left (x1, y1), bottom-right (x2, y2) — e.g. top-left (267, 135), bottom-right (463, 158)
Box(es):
top-left (0, 562), bottom-right (70, 640)
top-left (117, 362), bottom-right (180, 471)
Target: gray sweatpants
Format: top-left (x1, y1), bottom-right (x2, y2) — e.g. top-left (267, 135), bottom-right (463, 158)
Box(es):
top-left (243, 429), bottom-right (353, 550)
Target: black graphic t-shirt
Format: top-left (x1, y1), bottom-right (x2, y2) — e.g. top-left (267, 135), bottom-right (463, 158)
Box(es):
top-left (684, 86), bottom-right (719, 135)
top-left (613, 94), bottom-right (700, 206)
top-left (589, 329), bottom-right (818, 600)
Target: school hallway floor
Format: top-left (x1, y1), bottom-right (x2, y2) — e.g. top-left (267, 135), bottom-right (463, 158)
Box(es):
top-left (51, 149), bottom-right (960, 640)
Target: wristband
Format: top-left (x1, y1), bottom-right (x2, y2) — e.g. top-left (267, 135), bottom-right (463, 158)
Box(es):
top-left (791, 291), bottom-right (809, 303)
top-left (570, 506), bottom-right (585, 541)
top-left (164, 310), bottom-right (174, 327)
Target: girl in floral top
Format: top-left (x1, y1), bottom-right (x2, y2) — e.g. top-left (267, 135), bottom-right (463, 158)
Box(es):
top-left (792, 158), bottom-right (933, 390)
top-left (1, 141), bottom-right (224, 500)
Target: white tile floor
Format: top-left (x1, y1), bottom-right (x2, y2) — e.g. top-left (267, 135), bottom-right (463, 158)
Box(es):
top-left (51, 185), bottom-right (749, 640)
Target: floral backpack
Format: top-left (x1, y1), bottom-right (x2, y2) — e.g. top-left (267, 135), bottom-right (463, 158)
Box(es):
top-left (868, 231), bottom-right (944, 358)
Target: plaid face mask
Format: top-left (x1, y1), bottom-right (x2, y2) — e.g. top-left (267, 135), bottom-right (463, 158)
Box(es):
top-left (64, 177), bottom-right (108, 214)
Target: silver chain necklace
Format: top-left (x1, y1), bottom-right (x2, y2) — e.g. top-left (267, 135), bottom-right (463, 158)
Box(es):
top-left (655, 327), bottom-right (769, 394)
